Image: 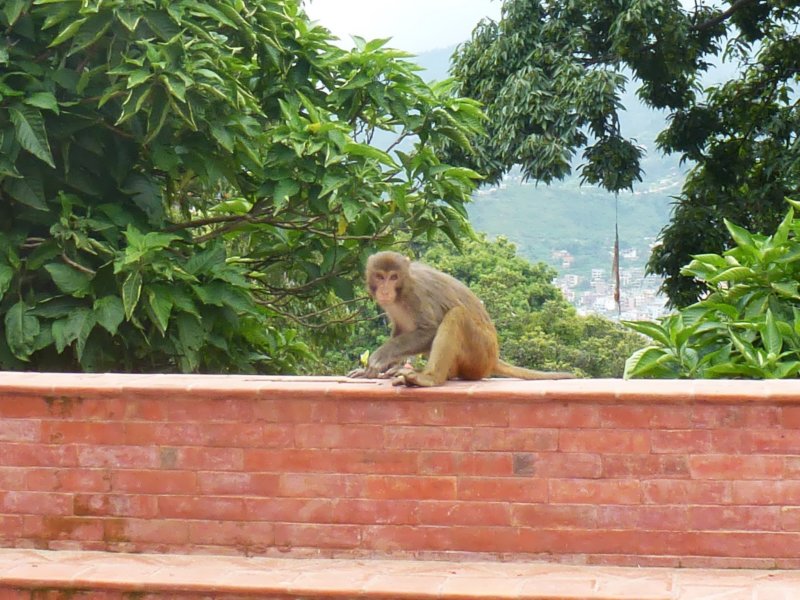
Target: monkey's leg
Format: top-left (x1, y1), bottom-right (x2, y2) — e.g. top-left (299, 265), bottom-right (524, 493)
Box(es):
top-left (394, 307), bottom-right (494, 387)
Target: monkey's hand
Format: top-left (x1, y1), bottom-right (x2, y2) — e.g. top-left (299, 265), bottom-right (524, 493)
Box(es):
top-left (347, 362), bottom-right (406, 379)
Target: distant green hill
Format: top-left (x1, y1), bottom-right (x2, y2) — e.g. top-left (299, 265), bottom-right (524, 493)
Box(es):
top-left (415, 46), bottom-right (683, 283)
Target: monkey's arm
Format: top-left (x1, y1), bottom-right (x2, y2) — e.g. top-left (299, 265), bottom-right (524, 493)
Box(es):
top-left (349, 329), bottom-right (437, 378)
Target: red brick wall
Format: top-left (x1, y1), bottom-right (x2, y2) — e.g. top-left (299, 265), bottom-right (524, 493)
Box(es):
top-left (1, 374), bottom-right (800, 568)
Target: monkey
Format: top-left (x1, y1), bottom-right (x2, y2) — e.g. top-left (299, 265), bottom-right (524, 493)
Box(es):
top-left (348, 251), bottom-right (576, 387)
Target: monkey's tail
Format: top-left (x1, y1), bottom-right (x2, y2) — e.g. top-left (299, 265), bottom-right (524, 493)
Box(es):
top-left (492, 359), bottom-right (576, 380)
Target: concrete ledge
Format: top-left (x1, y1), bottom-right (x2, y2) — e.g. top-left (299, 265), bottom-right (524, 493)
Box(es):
top-left (0, 372), bottom-right (799, 404)
top-left (1, 548), bottom-right (798, 599)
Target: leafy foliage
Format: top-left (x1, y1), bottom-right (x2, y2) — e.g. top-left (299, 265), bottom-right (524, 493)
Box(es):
top-left (318, 236), bottom-right (644, 378)
top-left (450, 0), bottom-right (800, 306)
top-left (625, 201), bottom-right (800, 379)
top-left (0, 0), bottom-right (482, 371)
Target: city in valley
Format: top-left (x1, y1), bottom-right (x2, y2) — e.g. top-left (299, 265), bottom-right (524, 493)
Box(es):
top-left (551, 247), bottom-right (668, 321)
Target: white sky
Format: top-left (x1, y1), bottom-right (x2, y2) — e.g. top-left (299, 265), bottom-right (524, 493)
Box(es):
top-left (303, 0), bottom-right (502, 53)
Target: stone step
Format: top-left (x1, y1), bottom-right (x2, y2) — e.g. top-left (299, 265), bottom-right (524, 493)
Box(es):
top-left (0, 549), bottom-right (797, 599)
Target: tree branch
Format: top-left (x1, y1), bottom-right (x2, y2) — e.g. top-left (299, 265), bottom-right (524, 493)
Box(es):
top-left (692, 0), bottom-right (759, 33)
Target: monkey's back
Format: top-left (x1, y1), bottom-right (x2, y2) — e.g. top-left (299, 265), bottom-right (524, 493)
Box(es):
top-left (408, 261), bottom-right (493, 329)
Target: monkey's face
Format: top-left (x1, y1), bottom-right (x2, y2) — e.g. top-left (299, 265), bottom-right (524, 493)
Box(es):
top-left (369, 270), bottom-right (401, 307)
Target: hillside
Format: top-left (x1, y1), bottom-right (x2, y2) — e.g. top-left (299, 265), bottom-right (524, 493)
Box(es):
top-left (416, 46), bottom-right (685, 317)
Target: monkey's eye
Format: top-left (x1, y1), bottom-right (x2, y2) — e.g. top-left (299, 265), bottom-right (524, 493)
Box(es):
top-left (389, 274), bottom-right (398, 281)
top-left (375, 274), bottom-right (385, 281)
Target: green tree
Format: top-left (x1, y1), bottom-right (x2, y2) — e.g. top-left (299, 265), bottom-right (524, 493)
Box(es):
top-left (449, 0), bottom-right (800, 306)
top-left (321, 236), bottom-right (643, 378)
top-left (0, 0), bottom-right (482, 371)
top-left (625, 200), bottom-right (800, 379)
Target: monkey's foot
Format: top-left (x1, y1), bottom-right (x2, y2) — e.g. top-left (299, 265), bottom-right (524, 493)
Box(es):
top-left (391, 368), bottom-right (440, 387)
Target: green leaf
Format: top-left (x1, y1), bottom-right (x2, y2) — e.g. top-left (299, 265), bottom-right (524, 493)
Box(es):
top-left (4, 176), bottom-right (47, 210)
top-left (0, 265), bottom-right (13, 300)
top-left (146, 287), bottom-right (173, 335)
top-left (122, 271), bottom-right (142, 319)
top-left (344, 142), bottom-right (396, 167)
top-left (52, 308), bottom-right (95, 359)
top-left (9, 106), bottom-right (55, 168)
top-left (621, 319), bottom-right (671, 346)
top-left (623, 346), bottom-right (678, 379)
top-left (762, 309), bottom-right (782, 358)
top-left (5, 301), bottom-right (39, 360)
top-left (94, 296), bottom-right (124, 335)
top-left (274, 179), bottom-right (300, 208)
top-left (24, 92), bottom-right (59, 114)
top-left (44, 262), bottom-right (93, 296)
top-left (724, 219), bottom-right (758, 253)
top-left (4, 0), bottom-right (27, 26)
top-left (49, 16), bottom-right (88, 47)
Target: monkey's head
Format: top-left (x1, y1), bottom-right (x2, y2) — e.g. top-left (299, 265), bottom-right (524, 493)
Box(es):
top-left (366, 251), bottom-right (411, 307)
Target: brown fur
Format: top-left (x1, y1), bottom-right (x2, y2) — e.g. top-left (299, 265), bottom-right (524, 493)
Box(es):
top-left (349, 251), bottom-right (576, 387)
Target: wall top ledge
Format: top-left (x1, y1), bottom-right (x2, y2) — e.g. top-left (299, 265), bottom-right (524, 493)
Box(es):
top-left (0, 372), bottom-right (798, 404)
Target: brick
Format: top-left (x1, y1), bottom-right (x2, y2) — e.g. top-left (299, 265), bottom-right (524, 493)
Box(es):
top-left (384, 426), bottom-right (473, 451)
top-left (337, 399), bottom-right (415, 424)
top-left (166, 398), bottom-right (255, 422)
top-left (77, 446), bottom-right (160, 469)
top-left (689, 454), bottom-right (784, 480)
top-left (273, 523), bottom-right (361, 549)
top-left (112, 470), bottom-right (197, 494)
top-left (599, 405), bottom-right (658, 428)
top-left (509, 403), bottom-right (599, 428)
top-left (44, 469), bottom-right (111, 493)
top-left (158, 496), bottom-right (247, 521)
top-left (207, 423), bottom-right (273, 447)
top-left (361, 475), bottom-right (456, 500)
top-left (41, 421), bottom-right (123, 445)
top-left (749, 430), bottom-right (800, 454)
top-left (781, 507), bottom-right (800, 531)
top-left (0, 443), bottom-right (78, 467)
top-left (170, 447), bottom-right (244, 471)
top-left (105, 518), bottom-right (190, 545)
top-left (0, 394), bottom-right (51, 418)
top-left (602, 454), bottom-right (689, 479)
top-left (197, 471), bottom-right (279, 496)
top-left (74, 494), bottom-right (158, 518)
top-left (278, 473), bottom-right (348, 498)
top-left (246, 497), bottom-right (333, 522)
top-left (24, 515), bottom-right (104, 543)
top-left (643, 480), bottom-right (732, 505)
top-left (650, 430), bottom-right (713, 454)
top-left (596, 505), bottom-right (689, 530)
top-left (0, 467), bottom-right (26, 489)
top-left (559, 430), bottom-right (650, 454)
top-left (512, 503), bottom-right (596, 528)
top-left (2, 491), bottom-right (72, 515)
top-left (417, 501), bottom-right (511, 526)
top-left (733, 481), bottom-right (800, 505)
top-left (0, 419), bottom-right (40, 442)
top-left (428, 402), bottom-right (509, 427)
top-left (0, 515), bottom-right (24, 537)
top-left (549, 479), bottom-right (641, 505)
top-left (245, 448), bottom-right (417, 475)
top-left (294, 423), bottom-right (384, 449)
top-left (782, 406), bottom-right (800, 428)
top-left (187, 520), bottom-right (274, 547)
top-left (330, 499), bottom-right (419, 525)
top-left (689, 506), bottom-right (780, 531)
top-left (457, 477), bottom-right (547, 502)
top-left (418, 452), bottom-right (513, 476)
top-left (254, 398), bottom-right (337, 423)
top-left (472, 428), bottom-right (559, 452)
top-left (532, 452), bottom-right (603, 478)
top-left (693, 405), bottom-right (780, 428)
top-left (685, 530), bottom-right (800, 559)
